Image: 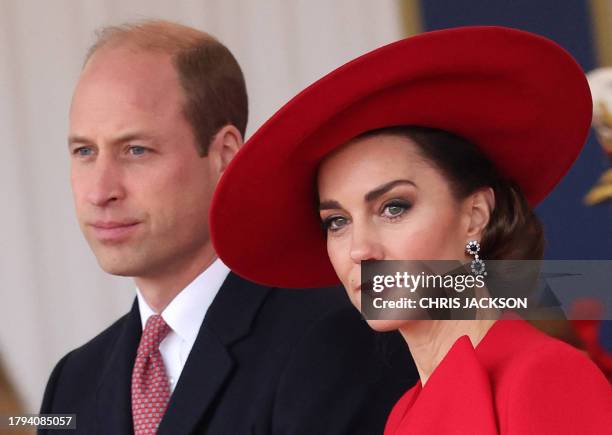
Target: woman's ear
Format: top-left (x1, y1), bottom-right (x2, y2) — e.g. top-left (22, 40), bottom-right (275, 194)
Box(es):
top-left (465, 187), bottom-right (495, 239)
top-left (207, 124), bottom-right (243, 176)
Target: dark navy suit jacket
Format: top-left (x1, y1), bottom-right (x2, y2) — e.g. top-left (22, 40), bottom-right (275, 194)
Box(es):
top-left (40, 272), bottom-right (416, 434)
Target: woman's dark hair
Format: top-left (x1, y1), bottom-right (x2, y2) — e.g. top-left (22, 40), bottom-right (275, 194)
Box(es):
top-left (357, 126), bottom-right (544, 260)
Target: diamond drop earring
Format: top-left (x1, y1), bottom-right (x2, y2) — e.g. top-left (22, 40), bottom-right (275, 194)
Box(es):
top-left (465, 240), bottom-right (487, 276)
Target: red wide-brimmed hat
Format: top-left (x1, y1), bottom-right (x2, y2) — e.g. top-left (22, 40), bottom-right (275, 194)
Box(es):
top-left (210, 26), bottom-right (592, 288)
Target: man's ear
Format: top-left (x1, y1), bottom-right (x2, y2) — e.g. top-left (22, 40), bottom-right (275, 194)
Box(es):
top-left (465, 187), bottom-right (495, 240)
top-left (207, 124), bottom-right (243, 176)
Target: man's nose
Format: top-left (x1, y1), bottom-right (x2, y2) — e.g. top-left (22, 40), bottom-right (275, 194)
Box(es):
top-left (349, 223), bottom-right (384, 264)
top-left (86, 156), bottom-right (125, 207)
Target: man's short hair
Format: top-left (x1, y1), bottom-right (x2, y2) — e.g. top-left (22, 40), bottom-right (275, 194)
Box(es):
top-left (86, 20), bottom-right (248, 156)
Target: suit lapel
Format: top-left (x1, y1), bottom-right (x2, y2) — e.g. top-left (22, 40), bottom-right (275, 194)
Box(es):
top-left (95, 299), bottom-right (142, 435)
top-left (158, 272), bottom-right (271, 435)
top-left (157, 326), bottom-right (232, 434)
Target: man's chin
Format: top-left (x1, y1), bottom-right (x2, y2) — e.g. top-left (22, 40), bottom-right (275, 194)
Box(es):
top-left (95, 256), bottom-right (144, 277)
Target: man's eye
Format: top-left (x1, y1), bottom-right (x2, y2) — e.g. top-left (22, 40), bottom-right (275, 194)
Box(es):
top-left (74, 147), bottom-right (93, 157)
top-left (128, 146), bottom-right (147, 155)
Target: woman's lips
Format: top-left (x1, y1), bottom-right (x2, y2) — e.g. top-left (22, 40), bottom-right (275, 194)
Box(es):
top-left (89, 221), bottom-right (140, 242)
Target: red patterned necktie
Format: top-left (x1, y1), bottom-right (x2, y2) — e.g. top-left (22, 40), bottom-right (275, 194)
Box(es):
top-left (131, 314), bottom-right (171, 434)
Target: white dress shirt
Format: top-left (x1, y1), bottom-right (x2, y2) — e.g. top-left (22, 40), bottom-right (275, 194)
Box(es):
top-left (136, 258), bottom-right (230, 393)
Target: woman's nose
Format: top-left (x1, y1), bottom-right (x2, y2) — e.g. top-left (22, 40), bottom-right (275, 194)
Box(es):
top-left (349, 224), bottom-right (384, 264)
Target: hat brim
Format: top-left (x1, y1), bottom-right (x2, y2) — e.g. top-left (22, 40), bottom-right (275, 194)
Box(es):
top-left (211, 26), bottom-right (592, 288)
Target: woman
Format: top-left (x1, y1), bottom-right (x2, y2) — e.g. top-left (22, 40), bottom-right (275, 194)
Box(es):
top-left (210, 27), bottom-right (612, 433)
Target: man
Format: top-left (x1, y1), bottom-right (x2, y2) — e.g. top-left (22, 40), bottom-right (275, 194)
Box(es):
top-left (40, 20), bottom-right (415, 434)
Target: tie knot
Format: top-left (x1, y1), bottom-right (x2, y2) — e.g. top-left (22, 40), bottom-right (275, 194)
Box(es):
top-left (138, 314), bottom-right (171, 356)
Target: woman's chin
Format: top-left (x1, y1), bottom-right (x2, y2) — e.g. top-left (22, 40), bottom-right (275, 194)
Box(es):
top-left (364, 319), bottom-right (411, 332)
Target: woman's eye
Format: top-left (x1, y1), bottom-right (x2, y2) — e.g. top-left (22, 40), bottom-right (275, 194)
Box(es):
top-left (382, 201), bottom-right (410, 219)
top-left (323, 216), bottom-right (348, 232)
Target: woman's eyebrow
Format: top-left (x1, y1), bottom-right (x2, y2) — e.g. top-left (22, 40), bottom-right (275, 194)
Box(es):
top-left (319, 200), bottom-right (342, 211)
top-left (364, 179), bottom-right (415, 202)
top-left (318, 179), bottom-right (415, 211)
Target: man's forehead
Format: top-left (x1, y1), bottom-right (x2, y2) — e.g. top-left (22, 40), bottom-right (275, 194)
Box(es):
top-left (71, 48), bottom-right (183, 118)
top-left (77, 48), bottom-right (179, 97)
top-left (84, 45), bottom-right (173, 74)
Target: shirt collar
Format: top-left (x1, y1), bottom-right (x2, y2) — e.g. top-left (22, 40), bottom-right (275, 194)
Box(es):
top-left (136, 258), bottom-right (230, 345)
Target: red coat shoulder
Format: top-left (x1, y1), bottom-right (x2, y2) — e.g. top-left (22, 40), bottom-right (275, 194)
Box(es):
top-left (497, 323), bottom-right (612, 434)
top-left (385, 320), bottom-right (612, 435)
